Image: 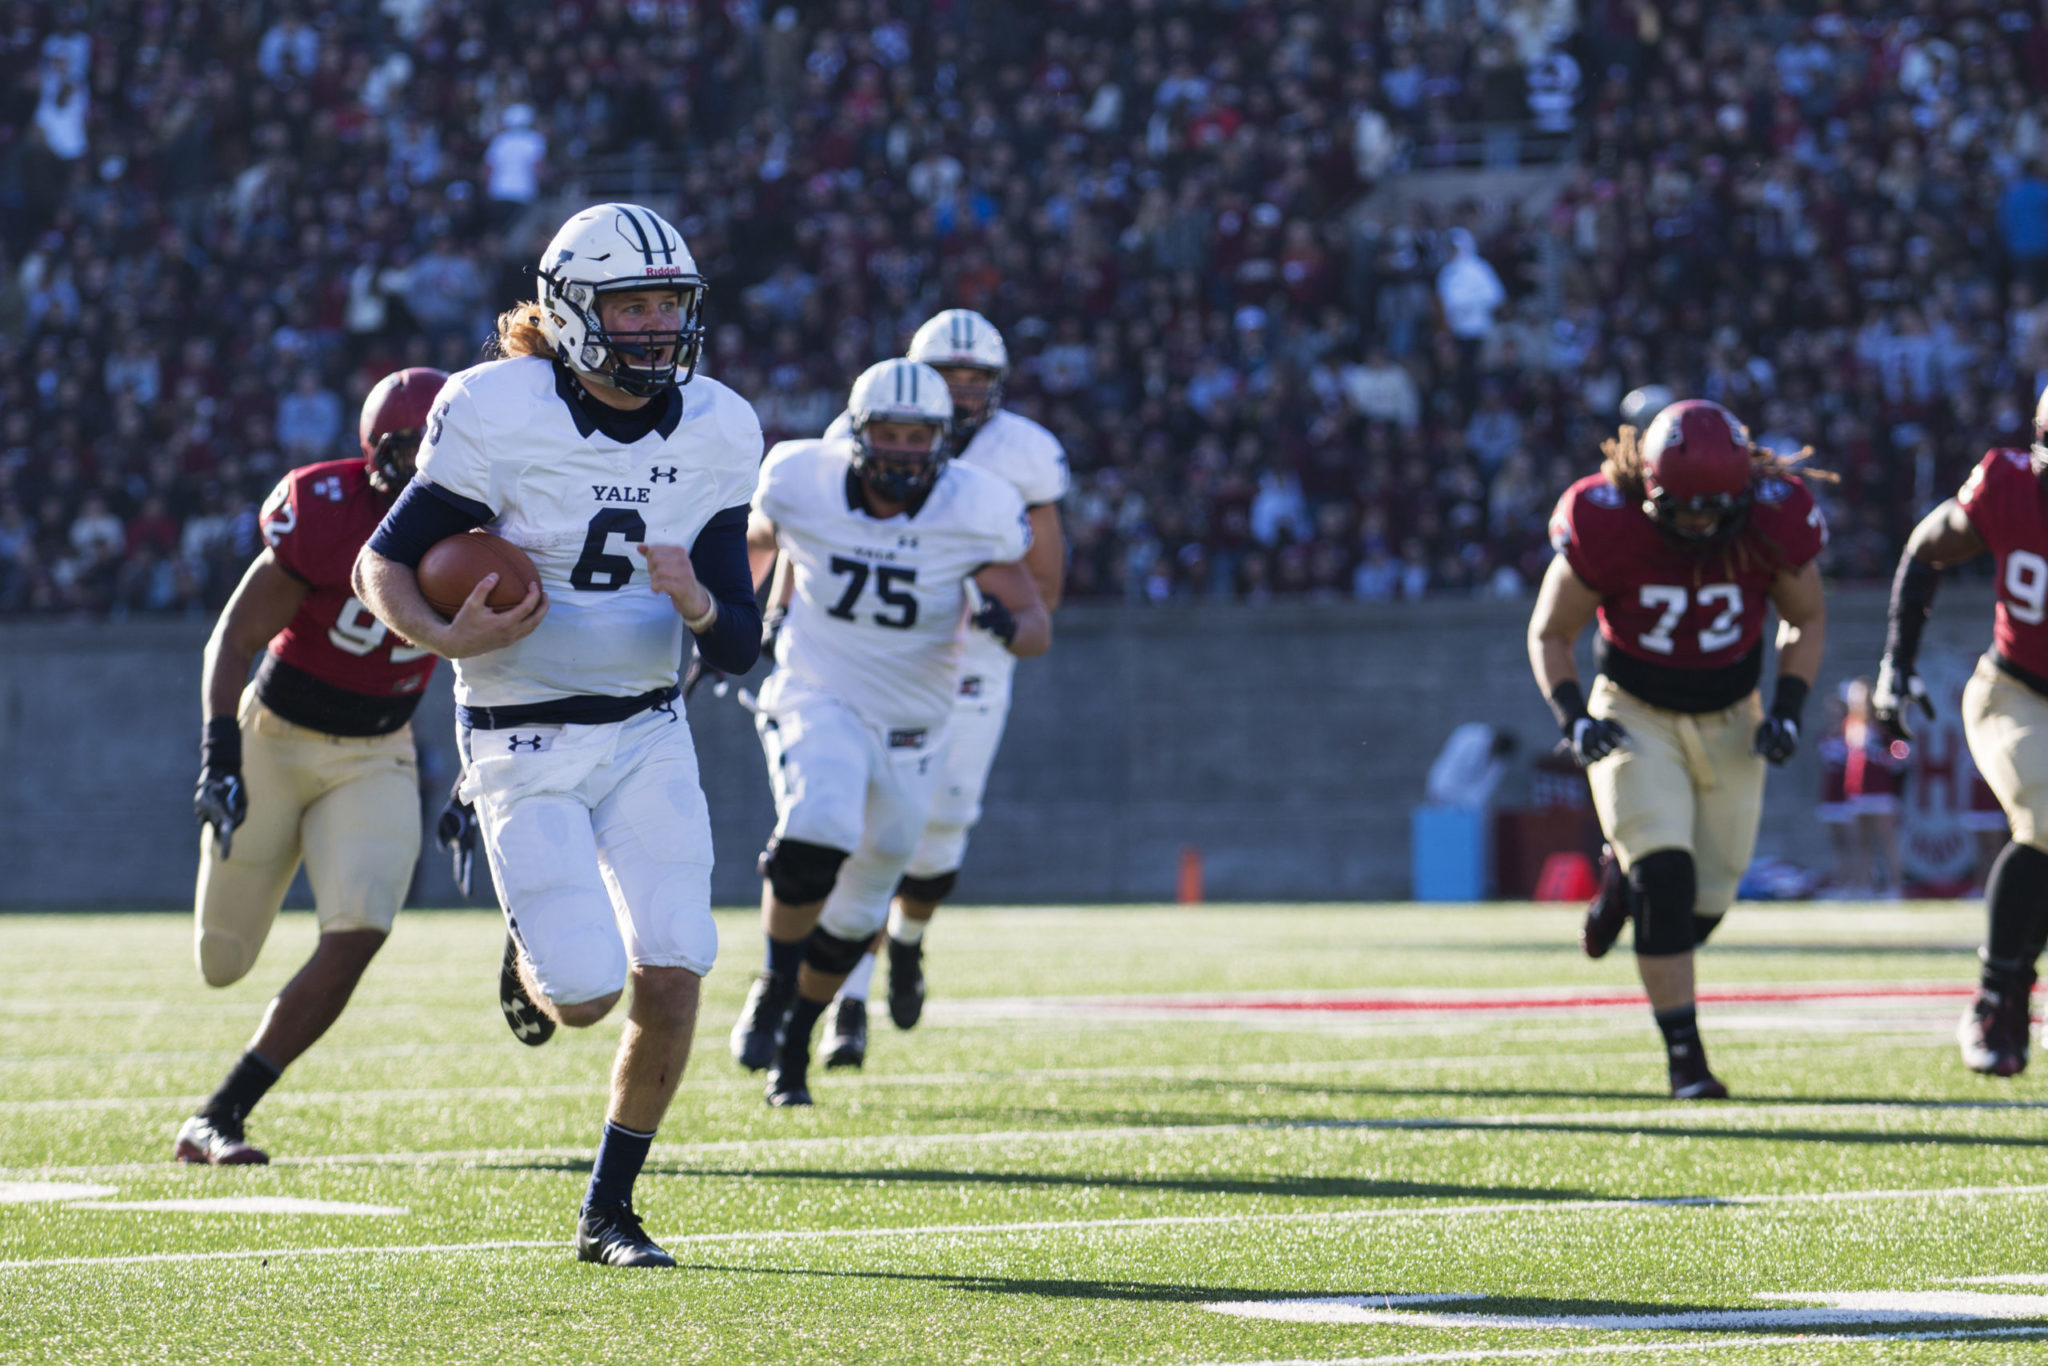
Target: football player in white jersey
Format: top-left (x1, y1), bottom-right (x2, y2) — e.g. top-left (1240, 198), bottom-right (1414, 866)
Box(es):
top-left (732, 357), bottom-right (1050, 1107)
top-left (353, 203), bottom-right (764, 1268)
top-left (812, 310), bottom-right (1069, 1067)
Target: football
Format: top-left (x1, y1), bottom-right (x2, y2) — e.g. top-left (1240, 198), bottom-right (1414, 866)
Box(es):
top-left (417, 530), bottom-right (541, 618)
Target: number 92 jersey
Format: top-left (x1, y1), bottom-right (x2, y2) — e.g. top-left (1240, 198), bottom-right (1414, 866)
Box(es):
top-left (1958, 448), bottom-right (2048, 676)
top-left (261, 457), bottom-right (437, 702)
top-left (415, 356), bottom-right (763, 708)
top-left (1548, 471), bottom-right (1826, 676)
top-left (756, 437), bottom-right (1030, 731)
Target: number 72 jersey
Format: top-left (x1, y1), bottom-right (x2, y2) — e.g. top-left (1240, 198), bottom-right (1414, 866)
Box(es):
top-left (755, 437), bottom-right (1030, 731)
top-left (1549, 471), bottom-right (1826, 672)
top-left (1958, 448), bottom-right (2048, 676)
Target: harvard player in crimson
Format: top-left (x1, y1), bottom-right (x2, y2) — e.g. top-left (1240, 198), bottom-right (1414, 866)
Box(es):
top-left (177, 367), bottom-right (447, 1165)
top-left (1872, 387), bottom-right (2048, 1079)
top-left (1528, 399), bottom-right (1829, 1099)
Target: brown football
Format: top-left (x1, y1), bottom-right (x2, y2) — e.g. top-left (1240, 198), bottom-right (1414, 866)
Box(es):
top-left (418, 530), bottom-right (541, 618)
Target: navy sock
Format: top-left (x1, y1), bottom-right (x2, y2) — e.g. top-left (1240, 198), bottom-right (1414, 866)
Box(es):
top-left (780, 994), bottom-right (830, 1061)
top-left (1985, 842), bottom-right (2048, 970)
top-left (199, 1051), bottom-right (281, 1127)
top-left (1654, 1005), bottom-right (1702, 1061)
top-left (764, 935), bottom-right (803, 979)
top-left (584, 1121), bottom-right (656, 1213)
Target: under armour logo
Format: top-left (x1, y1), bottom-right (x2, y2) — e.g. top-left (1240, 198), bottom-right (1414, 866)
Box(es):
top-left (507, 734), bottom-right (545, 752)
top-left (650, 466), bottom-right (677, 483)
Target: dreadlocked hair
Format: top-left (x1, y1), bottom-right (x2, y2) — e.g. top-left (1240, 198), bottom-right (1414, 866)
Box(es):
top-left (1598, 423), bottom-right (1839, 580)
top-left (488, 303), bottom-right (557, 361)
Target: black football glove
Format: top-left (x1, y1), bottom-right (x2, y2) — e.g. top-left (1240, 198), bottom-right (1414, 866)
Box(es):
top-left (971, 595), bottom-right (1018, 646)
top-left (435, 783), bottom-right (479, 898)
top-left (683, 655), bottom-right (728, 701)
top-left (1569, 716), bottom-right (1628, 766)
top-left (1753, 715), bottom-right (1800, 765)
top-left (1872, 656), bottom-right (1933, 743)
top-left (760, 606), bottom-right (786, 664)
top-left (195, 718), bottom-right (247, 859)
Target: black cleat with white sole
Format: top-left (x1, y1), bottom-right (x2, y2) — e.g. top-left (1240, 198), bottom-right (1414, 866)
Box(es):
top-left (1668, 1042), bottom-right (1729, 1100)
top-left (731, 971), bottom-right (798, 1072)
top-left (766, 1047), bottom-right (813, 1107)
top-left (1580, 845), bottom-right (1631, 960)
top-left (1958, 981), bottom-right (2032, 1077)
top-left (499, 933), bottom-right (555, 1047)
top-left (821, 997), bottom-right (867, 1069)
top-left (575, 1204), bottom-right (675, 1268)
top-left (886, 938), bottom-right (925, 1030)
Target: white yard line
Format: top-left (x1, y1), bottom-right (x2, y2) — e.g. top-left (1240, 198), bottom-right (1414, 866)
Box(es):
top-left (1190, 1325), bottom-right (2048, 1366)
top-left (3, 1179), bottom-right (2045, 1272)
top-left (4, 1095), bottom-right (2041, 1182)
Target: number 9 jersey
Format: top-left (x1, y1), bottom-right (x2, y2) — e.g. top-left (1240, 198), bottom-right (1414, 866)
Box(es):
top-left (1957, 448), bottom-right (2048, 677)
top-left (1548, 470), bottom-right (1827, 711)
top-left (755, 436), bottom-right (1030, 731)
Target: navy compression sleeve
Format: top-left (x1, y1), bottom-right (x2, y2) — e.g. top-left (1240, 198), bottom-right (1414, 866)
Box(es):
top-left (688, 505), bottom-right (762, 675)
top-left (366, 480), bottom-right (494, 567)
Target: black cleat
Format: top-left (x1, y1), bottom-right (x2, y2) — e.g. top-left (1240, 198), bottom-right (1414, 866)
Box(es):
top-left (575, 1203), bottom-right (675, 1268)
top-left (173, 1113), bottom-right (269, 1165)
top-left (886, 938), bottom-right (925, 1030)
top-left (730, 972), bottom-right (797, 1072)
top-left (766, 1049), bottom-right (813, 1107)
top-left (821, 997), bottom-right (867, 1069)
top-left (500, 933), bottom-right (555, 1047)
top-left (1581, 845), bottom-right (1630, 960)
top-left (1958, 983), bottom-right (2033, 1077)
top-left (1668, 1043), bottom-right (1729, 1100)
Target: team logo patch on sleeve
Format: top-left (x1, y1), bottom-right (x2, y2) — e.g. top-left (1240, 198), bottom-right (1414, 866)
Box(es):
top-left (888, 728), bottom-right (928, 750)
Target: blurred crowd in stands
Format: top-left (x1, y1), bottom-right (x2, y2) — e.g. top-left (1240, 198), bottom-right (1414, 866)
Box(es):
top-left (0, 0), bottom-right (2040, 615)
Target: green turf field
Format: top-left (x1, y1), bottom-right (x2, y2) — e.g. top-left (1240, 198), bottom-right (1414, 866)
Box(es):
top-left (3, 904), bottom-right (2045, 1364)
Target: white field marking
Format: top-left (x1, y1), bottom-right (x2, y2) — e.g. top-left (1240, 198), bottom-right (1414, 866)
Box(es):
top-left (7, 1097), bottom-right (2044, 1183)
top-left (69, 1197), bottom-right (406, 1216)
top-left (1957, 1275), bottom-right (2048, 1286)
top-left (1202, 1288), bottom-right (2048, 1329)
top-left (1193, 1325), bottom-right (2048, 1366)
top-left (0, 1181), bottom-right (117, 1203)
top-left (4, 1180), bottom-right (2048, 1272)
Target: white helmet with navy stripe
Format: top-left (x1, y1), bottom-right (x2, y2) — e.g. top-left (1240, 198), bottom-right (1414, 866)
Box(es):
top-left (846, 358), bottom-right (953, 503)
top-left (906, 308), bottom-right (1006, 437)
top-left (537, 202), bottom-right (707, 397)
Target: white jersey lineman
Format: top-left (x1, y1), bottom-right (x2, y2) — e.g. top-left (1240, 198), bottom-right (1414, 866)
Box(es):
top-left (821, 405), bottom-right (1069, 877)
top-left (418, 354), bottom-right (761, 1003)
top-left (753, 434), bottom-right (1030, 941)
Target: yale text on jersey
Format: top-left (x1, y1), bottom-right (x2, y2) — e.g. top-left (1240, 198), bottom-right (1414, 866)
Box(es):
top-left (592, 484), bottom-right (653, 504)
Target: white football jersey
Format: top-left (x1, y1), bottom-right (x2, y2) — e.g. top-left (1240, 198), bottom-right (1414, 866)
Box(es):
top-left (416, 355), bottom-right (762, 707)
top-left (824, 408), bottom-right (1068, 686)
top-left (755, 437), bottom-right (1030, 730)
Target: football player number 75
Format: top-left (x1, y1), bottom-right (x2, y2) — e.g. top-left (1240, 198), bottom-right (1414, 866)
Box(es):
top-left (1638, 583), bottom-right (1743, 655)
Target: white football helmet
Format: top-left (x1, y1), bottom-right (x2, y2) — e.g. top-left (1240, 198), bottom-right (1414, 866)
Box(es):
top-left (846, 358), bottom-right (953, 502)
top-left (536, 203), bottom-right (706, 397)
top-left (906, 308), bottom-right (1007, 437)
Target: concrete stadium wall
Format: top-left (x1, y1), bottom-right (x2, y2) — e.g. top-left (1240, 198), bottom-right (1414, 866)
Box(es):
top-left (0, 586), bottom-right (1996, 909)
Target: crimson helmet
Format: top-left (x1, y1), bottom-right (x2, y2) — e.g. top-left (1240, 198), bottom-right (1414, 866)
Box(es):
top-left (358, 367), bottom-right (448, 497)
top-left (1639, 398), bottom-right (1755, 545)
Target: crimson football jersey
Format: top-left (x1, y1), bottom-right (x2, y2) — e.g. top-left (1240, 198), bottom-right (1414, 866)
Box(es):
top-left (257, 459), bottom-right (437, 733)
top-left (1956, 448), bottom-right (2048, 679)
top-left (1549, 471), bottom-right (1827, 710)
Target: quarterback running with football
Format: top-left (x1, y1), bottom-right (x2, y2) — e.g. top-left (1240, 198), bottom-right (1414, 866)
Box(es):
top-left (732, 357), bottom-right (1050, 1107)
top-left (1872, 389), bottom-right (2048, 1077)
top-left (1528, 400), bottom-right (1829, 1098)
top-left (817, 309), bottom-right (1069, 1068)
top-left (179, 367), bottom-right (448, 1165)
top-left (354, 203), bottom-right (763, 1267)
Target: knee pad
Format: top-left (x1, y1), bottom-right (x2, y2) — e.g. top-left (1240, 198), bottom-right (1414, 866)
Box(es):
top-left (803, 925), bottom-right (873, 976)
top-left (897, 869), bottom-right (959, 903)
top-left (1691, 913), bottom-right (1725, 946)
top-left (1629, 849), bottom-right (1698, 957)
top-left (759, 838), bottom-right (848, 906)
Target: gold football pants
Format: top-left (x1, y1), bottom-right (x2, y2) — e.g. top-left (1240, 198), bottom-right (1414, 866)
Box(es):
top-left (1962, 654), bottom-right (2048, 853)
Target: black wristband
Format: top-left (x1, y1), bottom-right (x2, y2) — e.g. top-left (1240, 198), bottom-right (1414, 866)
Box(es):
top-left (1769, 675), bottom-right (1810, 726)
top-left (1882, 553), bottom-right (1939, 672)
top-left (1547, 680), bottom-right (1589, 735)
top-left (201, 717), bottom-right (242, 777)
